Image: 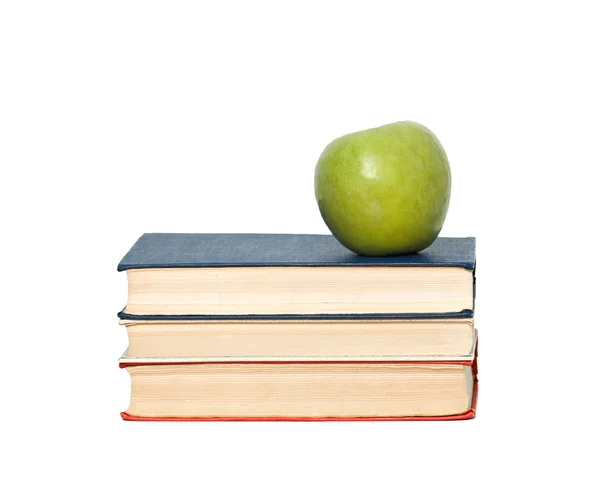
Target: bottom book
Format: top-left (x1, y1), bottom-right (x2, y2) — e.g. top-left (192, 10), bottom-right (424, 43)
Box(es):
top-left (120, 347), bottom-right (478, 421)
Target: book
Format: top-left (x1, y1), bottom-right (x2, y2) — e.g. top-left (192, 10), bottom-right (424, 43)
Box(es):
top-left (120, 318), bottom-right (475, 361)
top-left (118, 233), bottom-right (475, 319)
top-left (120, 346), bottom-right (478, 421)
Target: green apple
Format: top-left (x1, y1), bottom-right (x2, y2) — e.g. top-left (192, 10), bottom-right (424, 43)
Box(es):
top-left (314, 121), bottom-right (451, 256)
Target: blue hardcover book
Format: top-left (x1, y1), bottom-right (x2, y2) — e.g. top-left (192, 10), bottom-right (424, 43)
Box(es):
top-left (118, 233), bottom-right (475, 320)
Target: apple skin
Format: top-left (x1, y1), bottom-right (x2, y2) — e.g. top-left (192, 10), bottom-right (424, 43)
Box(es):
top-left (314, 121), bottom-right (451, 256)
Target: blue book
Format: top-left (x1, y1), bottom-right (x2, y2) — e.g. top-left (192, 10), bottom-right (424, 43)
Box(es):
top-left (118, 233), bottom-right (475, 320)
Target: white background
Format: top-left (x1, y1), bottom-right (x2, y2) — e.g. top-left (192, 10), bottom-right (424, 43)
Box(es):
top-left (2, 1), bottom-right (599, 491)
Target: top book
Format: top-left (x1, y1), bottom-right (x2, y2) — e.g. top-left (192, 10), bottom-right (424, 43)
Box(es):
top-left (118, 233), bottom-right (475, 320)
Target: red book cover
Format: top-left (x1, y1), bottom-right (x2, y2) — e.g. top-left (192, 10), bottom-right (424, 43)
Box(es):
top-left (121, 334), bottom-right (478, 422)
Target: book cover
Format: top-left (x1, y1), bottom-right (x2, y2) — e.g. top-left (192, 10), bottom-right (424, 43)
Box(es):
top-left (118, 233), bottom-right (476, 271)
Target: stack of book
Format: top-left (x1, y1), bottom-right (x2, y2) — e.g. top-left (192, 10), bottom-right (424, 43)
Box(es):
top-left (117, 233), bottom-right (477, 421)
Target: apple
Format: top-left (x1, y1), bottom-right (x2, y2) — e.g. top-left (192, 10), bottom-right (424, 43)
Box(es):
top-left (314, 121), bottom-right (451, 256)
